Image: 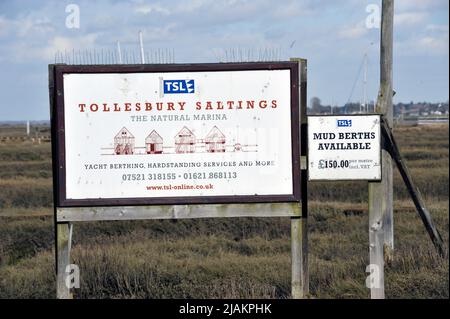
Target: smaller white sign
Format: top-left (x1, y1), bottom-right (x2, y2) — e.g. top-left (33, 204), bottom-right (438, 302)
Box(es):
top-left (308, 115), bottom-right (381, 181)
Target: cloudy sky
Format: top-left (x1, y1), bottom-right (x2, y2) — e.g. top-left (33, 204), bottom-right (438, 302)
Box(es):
top-left (0, 0), bottom-right (448, 120)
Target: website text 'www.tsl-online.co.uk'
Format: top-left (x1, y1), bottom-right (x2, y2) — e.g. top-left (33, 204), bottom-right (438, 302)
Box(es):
top-left (146, 183), bottom-right (215, 191)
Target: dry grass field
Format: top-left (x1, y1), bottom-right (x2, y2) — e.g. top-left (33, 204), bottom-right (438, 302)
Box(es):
top-left (0, 124), bottom-right (448, 299)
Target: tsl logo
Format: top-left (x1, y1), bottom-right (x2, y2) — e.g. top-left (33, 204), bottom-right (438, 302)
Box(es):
top-left (337, 119), bottom-right (352, 127)
top-left (163, 80), bottom-right (195, 94)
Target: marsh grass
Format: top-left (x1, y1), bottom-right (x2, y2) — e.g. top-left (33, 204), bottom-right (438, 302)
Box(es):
top-left (0, 124), bottom-right (448, 298)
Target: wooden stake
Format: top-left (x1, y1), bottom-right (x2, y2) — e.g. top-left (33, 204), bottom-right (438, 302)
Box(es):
top-left (56, 222), bottom-right (73, 299)
top-left (368, 184), bottom-right (385, 298)
top-left (368, 0), bottom-right (394, 299)
top-left (291, 217), bottom-right (308, 298)
top-left (290, 58), bottom-right (309, 299)
top-left (379, 0), bottom-right (395, 256)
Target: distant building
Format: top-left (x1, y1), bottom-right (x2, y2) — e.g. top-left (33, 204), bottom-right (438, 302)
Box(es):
top-left (175, 126), bottom-right (196, 153)
top-left (145, 130), bottom-right (163, 154)
top-left (114, 127), bottom-right (134, 155)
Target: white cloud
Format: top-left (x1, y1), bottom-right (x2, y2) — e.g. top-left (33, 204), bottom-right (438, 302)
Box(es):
top-left (418, 35), bottom-right (442, 47)
top-left (135, 3), bottom-right (170, 15)
top-left (338, 21), bottom-right (368, 39)
top-left (48, 34), bottom-right (99, 52)
top-left (417, 35), bottom-right (449, 53)
top-left (426, 24), bottom-right (449, 32)
top-left (0, 16), bottom-right (11, 37)
top-left (395, 12), bottom-right (449, 57)
top-left (396, 31), bottom-right (449, 56)
top-left (0, 13), bottom-right (56, 39)
top-left (272, 1), bottom-right (311, 18)
top-left (17, 16), bottom-right (55, 37)
top-left (7, 33), bottom-right (100, 62)
top-left (395, 12), bottom-right (428, 27)
top-left (396, 0), bottom-right (448, 11)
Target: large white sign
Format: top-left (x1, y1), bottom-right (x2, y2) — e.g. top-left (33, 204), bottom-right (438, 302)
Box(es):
top-left (308, 115), bottom-right (381, 181)
top-left (62, 69), bottom-right (295, 201)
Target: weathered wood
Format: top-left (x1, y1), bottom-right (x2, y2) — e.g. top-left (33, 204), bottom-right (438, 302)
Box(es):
top-left (368, 0), bottom-right (394, 299)
top-left (291, 217), bottom-right (308, 298)
top-left (290, 58), bottom-right (309, 299)
top-left (377, 0), bottom-right (395, 254)
top-left (56, 222), bottom-right (73, 299)
top-left (57, 203), bottom-right (301, 222)
top-left (368, 183), bottom-right (385, 299)
top-left (381, 118), bottom-right (446, 257)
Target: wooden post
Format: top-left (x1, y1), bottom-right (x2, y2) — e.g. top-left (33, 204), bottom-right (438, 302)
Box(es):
top-left (291, 217), bottom-right (308, 298)
top-left (50, 64), bottom-right (72, 299)
top-left (379, 0), bottom-right (395, 256)
top-left (381, 118), bottom-right (446, 256)
top-left (290, 58), bottom-right (309, 299)
top-left (368, 0), bottom-right (394, 299)
top-left (368, 186), bottom-right (385, 299)
top-left (56, 222), bottom-right (73, 299)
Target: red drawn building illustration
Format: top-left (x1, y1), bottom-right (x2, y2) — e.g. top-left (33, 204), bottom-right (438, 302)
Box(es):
top-left (205, 126), bottom-right (226, 153)
top-left (114, 127), bottom-right (135, 155)
top-left (145, 130), bottom-right (163, 154)
top-left (175, 126), bottom-right (196, 153)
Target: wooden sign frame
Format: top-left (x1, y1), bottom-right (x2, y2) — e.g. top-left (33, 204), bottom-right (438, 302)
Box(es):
top-left (51, 62), bottom-right (301, 208)
top-left (49, 59), bottom-right (308, 299)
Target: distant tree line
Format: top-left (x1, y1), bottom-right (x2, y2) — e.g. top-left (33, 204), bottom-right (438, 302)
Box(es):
top-left (308, 97), bottom-right (449, 117)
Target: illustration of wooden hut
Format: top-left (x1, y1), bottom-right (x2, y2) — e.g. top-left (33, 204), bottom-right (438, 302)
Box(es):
top-left (145, 130), bottom-right (163, 154)
top-left (205, 126), bottom-right (226, 153)
top-left (175, 126), bottom-right (195, 153)
top-left (114, 127), bottom-right (134, 155)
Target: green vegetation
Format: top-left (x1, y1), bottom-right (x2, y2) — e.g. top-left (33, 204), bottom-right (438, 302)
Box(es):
top-left (0, 124), bottom-right (448, 298)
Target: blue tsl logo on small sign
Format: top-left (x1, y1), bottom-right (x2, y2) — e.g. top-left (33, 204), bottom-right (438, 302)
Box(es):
top-left (337, 119), bottom-right (352, 127)
top-left (163, 79), bottom-right (195, 94)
